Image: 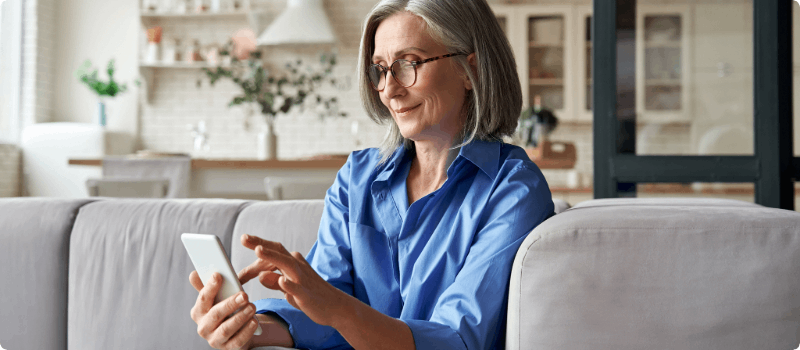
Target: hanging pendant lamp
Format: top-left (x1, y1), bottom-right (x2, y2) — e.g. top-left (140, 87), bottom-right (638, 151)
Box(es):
top-left (257, 0), bottom-right (337, 46)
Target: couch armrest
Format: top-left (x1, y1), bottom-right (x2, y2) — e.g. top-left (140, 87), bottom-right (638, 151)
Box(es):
top-left (507, 198), bottom-right (800, 350)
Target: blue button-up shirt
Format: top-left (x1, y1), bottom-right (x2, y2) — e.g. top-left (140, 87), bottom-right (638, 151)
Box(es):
top-left (254, 140), bottom-right (554, 350)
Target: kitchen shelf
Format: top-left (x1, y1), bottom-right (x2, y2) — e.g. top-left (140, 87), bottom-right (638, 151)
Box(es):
top-left (140, 62), bottom-right (230, 69)
top-left (138, 0), bottom-right (262, 105)
top-left (140, 10), bottom-right (253, 19)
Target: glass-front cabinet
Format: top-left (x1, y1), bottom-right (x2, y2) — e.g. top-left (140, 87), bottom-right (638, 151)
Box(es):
top-left (491, 3), bottom-right (691, 125)
top-left (491, 5), bottom-right (576, 121)
top-left (636, 5), bottom-right (691, 124)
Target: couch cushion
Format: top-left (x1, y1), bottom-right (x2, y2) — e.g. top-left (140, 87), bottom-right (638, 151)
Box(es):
top-left (67, 199), bottom-right (249, 350)
top-left (231, 200), bottom-right (325, 302)
top-left (507, 199), bottom-right (800, 350)
top-left (0, 198), bottom-right (95, 350)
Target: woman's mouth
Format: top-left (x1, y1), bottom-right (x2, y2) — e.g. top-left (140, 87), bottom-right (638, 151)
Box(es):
top-left (394, 104), bottom-right (421, 116)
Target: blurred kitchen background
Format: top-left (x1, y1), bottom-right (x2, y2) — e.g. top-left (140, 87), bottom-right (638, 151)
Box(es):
top-left (0, 0), bottom-right (798, 206)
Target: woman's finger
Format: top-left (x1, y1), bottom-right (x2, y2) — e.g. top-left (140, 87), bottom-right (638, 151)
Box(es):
top-left (258, 271), bottom-right (285, 291)
top-left (210, 302), bottom-right (256, 347)
top-left (202, 292), bottom-right (251, 336)
top-left (255, 246), bottom-right (300, 281)
top-left (241, 234), bottom-right (282, 251)
top-left (191, 273), bottom-right (222, 323)
top-left (221, 317), bottom-right (259, 350)
top-left (237, 258), bottom-right (277, 285)
top-left (277, 275), bottom-right (301, 295)
top-left (189, 270), bottom-right (204, 292)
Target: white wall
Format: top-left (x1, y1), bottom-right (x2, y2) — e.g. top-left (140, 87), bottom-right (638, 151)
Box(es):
top-left (51, 0), bottom-right (140, 154)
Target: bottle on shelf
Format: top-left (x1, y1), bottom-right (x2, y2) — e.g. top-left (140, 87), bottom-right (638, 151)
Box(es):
top-left (142, 0), bottom-right (158, 12)
top-left (185, 39), bottom-right (204, 63)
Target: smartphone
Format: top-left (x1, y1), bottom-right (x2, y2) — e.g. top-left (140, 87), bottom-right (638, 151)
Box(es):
top-left (181, 233), bottom-right (262, 336)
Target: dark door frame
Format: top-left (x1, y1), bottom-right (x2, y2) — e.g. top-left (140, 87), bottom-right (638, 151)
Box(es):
top-left (592, 0), bottom-right (795, 209)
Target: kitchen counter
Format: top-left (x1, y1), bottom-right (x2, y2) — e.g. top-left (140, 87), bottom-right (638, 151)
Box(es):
top-left (69, 156), bottom-right (576, 170)
top-left (68, 158), bottom-right (348, 169)
top-left (68, 157), bottom-right (347, 200)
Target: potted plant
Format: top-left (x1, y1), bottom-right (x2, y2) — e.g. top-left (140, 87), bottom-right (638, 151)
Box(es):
top-left (74, 59), bottom-right (139, 127)
top-left (197, 40), bottom-right (346, 160)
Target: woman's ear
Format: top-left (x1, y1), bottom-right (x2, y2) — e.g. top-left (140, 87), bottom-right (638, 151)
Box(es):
top-left (463, 53), bottom-right (477, 90)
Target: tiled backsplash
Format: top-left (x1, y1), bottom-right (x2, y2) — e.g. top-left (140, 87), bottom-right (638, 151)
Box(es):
top-left (0, 144), bottom-right (21, 197)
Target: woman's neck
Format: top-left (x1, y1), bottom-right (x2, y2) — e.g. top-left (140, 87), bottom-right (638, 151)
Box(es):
top-left (406, 138), bottom-right (459, 204)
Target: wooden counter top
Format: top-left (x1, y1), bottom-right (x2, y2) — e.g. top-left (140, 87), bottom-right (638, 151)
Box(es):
top-left (68, 158), bottom-right (348, 169)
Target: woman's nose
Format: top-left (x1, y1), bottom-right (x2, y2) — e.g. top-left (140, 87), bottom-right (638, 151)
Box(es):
top-left (382, 70), bottom-right (405, 98)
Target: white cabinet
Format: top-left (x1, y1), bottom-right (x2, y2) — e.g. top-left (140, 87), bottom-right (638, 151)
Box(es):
top-left (635, 5), bottom-right (692, 124)
top-left (492, 3), bottom-right (693, 125)
top-left (493, 5), bottom-right (579, 121)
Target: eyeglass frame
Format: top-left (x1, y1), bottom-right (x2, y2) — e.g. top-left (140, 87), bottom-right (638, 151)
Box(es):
top-left (368, 52), bottom-right (467, 91)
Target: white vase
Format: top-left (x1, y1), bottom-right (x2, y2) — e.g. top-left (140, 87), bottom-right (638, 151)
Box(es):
top-left (145, 42), bottom-right (161, 64)
top-left (257, 122), bottom-right (278, 160)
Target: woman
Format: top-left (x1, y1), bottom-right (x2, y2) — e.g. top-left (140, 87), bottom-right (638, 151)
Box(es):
top-left (189, 0), bottom-right (554, 349)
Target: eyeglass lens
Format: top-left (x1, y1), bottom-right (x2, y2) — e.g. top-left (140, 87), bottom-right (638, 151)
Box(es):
top-left (369, 60), bottom-right (416, 91)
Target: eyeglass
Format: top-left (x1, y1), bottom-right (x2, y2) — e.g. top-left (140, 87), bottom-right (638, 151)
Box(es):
top-left (368, 53), bottom-right (466, 91)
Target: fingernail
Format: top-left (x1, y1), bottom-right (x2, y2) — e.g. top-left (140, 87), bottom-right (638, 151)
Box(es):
top-left (236, 293), bottom-right (245, 304)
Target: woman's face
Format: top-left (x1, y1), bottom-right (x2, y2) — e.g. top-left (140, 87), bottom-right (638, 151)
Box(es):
top-left (372, 12), bottom-right (471, 145)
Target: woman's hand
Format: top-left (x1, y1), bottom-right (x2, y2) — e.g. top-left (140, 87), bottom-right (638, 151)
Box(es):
top-left (189, 271), bottom-right (260, 350)
top-left (239, 234), bottom-right (347, 327)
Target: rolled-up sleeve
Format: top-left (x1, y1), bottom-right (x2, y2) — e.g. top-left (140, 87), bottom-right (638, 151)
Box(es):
top-left (254, 154), bottom-right (356, 350)
top-left (403, 164), bottom-right (554, 350)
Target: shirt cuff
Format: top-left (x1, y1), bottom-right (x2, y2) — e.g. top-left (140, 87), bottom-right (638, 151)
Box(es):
top-left (254, 298), bottom-right (346, 349)
top-left (404, 319), bottom-right (467, 350)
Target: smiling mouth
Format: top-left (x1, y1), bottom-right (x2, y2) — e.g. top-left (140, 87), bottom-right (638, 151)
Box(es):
top-left (394, 104), bottom-right (421, 115)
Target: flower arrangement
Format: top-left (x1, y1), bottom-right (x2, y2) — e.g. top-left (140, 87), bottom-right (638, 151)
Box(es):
top-left (74, 59), bottom-right (139, 97)
top-left (197, 38), bottom-right (347, 130)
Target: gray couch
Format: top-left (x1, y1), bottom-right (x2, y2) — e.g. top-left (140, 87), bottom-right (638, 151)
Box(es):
top-left (1, 197), bottom-right (798, 350)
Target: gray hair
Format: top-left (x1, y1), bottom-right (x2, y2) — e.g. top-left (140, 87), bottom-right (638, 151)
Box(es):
top-left (358, 0), bottom-right (522, 163)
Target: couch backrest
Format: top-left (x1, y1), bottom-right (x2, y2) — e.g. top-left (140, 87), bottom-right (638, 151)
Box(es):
top-left (0, 198), bottom-right (95, 350)
top-left (66, 199), bottom-right (248, 350)
top-left (230, 200), bottom-right (325, 302)
top-left (507, 198), bottom-right (800, 350)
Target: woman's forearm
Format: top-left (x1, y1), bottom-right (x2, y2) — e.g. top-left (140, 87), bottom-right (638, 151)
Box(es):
top-left (249, 313), bottom-right (295, 348)
top-left (329, 288), bottom-right (416, 350)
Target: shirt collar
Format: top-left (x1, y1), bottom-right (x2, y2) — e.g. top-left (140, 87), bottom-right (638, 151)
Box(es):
top-left (374, 145), bottom-right (410, 184)
top-left (375, 139), bottom-right (501, 184)
top-left (454, 139), bottom-right (501, 179)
